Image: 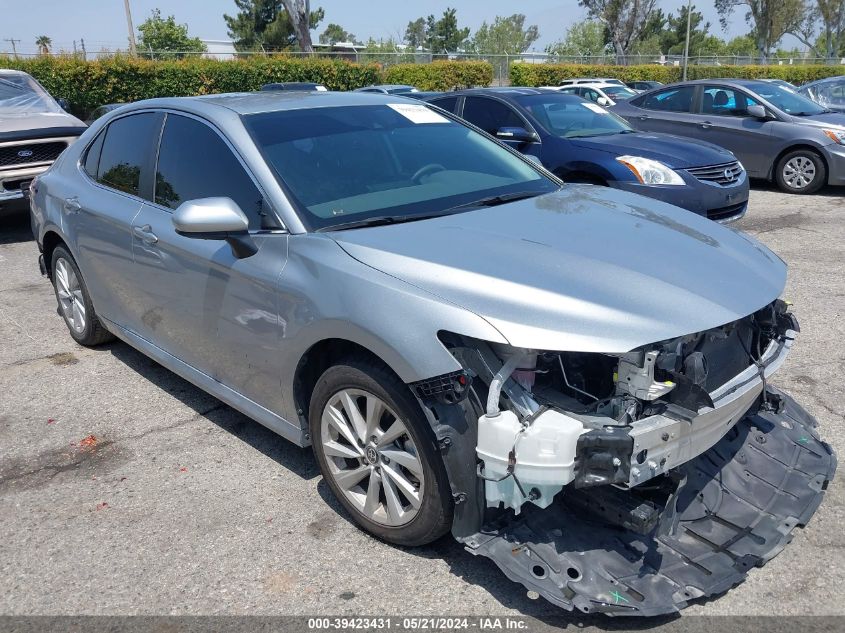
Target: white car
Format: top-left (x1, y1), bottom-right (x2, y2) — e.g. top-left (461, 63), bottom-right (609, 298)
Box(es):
top-left (544, 82), bottom-right (639, 107)
top-left (558, 77), bottom-right (626, 87)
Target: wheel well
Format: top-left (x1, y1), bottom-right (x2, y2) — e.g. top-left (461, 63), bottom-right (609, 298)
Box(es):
top-left (41, 231), bottom-right (67, 279)
top-left (771, 145), bottom-right (828, 181)
top-left (293, 339), bottom-right (404, 428)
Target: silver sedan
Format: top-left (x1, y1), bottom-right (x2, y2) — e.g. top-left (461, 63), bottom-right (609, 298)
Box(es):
top-left (29, 91), bottom-right (835, 616)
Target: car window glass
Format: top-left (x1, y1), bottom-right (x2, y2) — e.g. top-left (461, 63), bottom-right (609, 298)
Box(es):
top-left (637, 86), bottom-right (695, 112)
top-left (701, 86), bottom-right (760, 116)
top-left (559, 87), bottom-right (578, 95)
top-left (428, 96), bottom-right (458, 112)
top-left (582, 89), bottom-right (600, 102)
top-left (155, 114), bottom-right (269, 231)
top-left (96, 113), bottom-right (160, 198)
top-left (83, 130), bottom-right (105, 179)
top-left (461, 97), bottom-right (525, 135)
top-left (812, 82), bottom-right (845, 109)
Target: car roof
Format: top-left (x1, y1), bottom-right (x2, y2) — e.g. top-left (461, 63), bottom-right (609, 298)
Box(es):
top-left (558, 82), bottom-right (620, 89)
top-left (109, 91), bottom-right (425, 117)
top-left (0, 69), bottom-right (27, 76)
top-left (437, 87), bottom-right (561, 99)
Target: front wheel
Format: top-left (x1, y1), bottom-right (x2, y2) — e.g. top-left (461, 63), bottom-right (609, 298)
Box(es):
top-left (309, 359), bottom-right (453, 546)
top-left (774, 150), bottom-right (826, 194)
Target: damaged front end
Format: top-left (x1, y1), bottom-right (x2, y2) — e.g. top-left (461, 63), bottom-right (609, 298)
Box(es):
top-left (416, 300), bottom-right (836, 616)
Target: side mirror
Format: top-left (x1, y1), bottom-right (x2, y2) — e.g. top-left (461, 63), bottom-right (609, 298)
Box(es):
top-left (597, 96), bottom-right (611, 106)
top-left (172, 197), bottom-right (257, 259)
top-left (496, 126), bottom-right (538, 144)
top-left (747, 104), bottom-right (768, 119)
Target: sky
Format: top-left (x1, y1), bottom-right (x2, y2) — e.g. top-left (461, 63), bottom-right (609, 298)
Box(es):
top-left (0, 0), bottom-right (788, 57)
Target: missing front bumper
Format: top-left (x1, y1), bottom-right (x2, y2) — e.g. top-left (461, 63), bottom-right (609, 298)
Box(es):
top-left (462, 387), bottom-right (836, 616)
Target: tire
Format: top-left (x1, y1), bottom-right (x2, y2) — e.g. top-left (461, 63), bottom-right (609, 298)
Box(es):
top-left (774, 149), bottom-right (827, 194)
top-left (309, 359), bottom-right (453, 546)
top-left (50, 246), bottom-right (114, 346)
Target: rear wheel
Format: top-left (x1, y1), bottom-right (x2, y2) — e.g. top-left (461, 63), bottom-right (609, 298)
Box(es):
top-left (774, 149), bottom-right (826, 194)
top-left (309, 359), bottom-right (453, 546)
top-left (51, 246), bottom-right (114, 346)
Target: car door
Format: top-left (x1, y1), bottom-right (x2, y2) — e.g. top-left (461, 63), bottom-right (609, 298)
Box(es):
top-left (626, 85), bottom-right (699, 136)
top-left (693, 85), bottom-right (778, 176)
top-left (73, 111), bottom-right (164, 332)
top-left (128, 112), bottom-right (288, 408)
top-left (459, 96), bottom-right (542, 160)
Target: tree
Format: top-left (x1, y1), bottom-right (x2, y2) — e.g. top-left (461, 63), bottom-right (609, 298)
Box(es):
top-left (714, 0), bottom-right (804, 62)
top-left (404, 17), bottom-right (427, 48)
top-left (427, 7), bottom-right (470, 53)
top-left (281, 0), bottom-right (316, 52)
top-left (660, 5), bottom-right (712, 54)
top-left (469, 14), bottom-right (540, 56)
top-left (789, 1), bottom-right (845, 60)
top-left (319, 23), bottom-right (355, 45)
top-left (137, 9), bottom-right (206, 58)
top-left (224, 0), bottom-right (323, 51)
top-left (579, 0), bottom-right (659, 61)
top-left (546, 20), bottom-right (611, 57)
top-left (35, 35), bottom-right (52, 56)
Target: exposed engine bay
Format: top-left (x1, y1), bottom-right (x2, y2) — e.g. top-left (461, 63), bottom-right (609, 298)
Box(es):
top-left (415, 299), bottom-right (836, 615)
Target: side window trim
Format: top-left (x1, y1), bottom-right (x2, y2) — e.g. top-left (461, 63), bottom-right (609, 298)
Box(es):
top-left (149, 109), bottom-right (286, 233)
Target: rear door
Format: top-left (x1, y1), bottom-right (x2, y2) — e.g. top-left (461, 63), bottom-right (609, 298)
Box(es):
top-left (127, 112), bottom-right (288, 406)
top-left (626, 85), bottom-right (699, 136)
top-left (74, 112), bottom-right (163, 331)
top-left (693, 84), bottom-right (778, 176)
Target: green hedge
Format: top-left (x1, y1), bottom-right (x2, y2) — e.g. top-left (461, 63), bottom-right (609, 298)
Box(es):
top-left (382, 60), bottom-right (493, 91)
top-left (0, 55), bottom-right (383, 117)
top-left (510, 62), bottom-right (845, 87)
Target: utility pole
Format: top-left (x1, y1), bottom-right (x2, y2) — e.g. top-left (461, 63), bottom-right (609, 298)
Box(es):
top-left (123, 0), bottom-right (138, 56)
top-left (80, 38), bottom-right (87, 61)
top-left (682, 0), bottom-right (692, 81)
top-left (4, 38), bottom-right (20, 59)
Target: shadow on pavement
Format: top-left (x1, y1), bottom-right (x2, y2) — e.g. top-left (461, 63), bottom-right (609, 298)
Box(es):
top-left (0, 210), bottom-right (34, 245)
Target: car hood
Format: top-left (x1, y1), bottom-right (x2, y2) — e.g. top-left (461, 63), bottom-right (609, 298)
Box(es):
top-left (785, 111), bottom-right (845, 130)
top-left (0, 110), bottom-right (86, 133)
top-left (332, 186), bottom-right (785, 354)
top-left (567, 132), bottom-right (736, 168)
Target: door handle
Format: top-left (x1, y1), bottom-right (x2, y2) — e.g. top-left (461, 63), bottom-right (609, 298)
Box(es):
top-left (700, 121), bottom-right (713, 129)
top-left (62, 197), bottom-right (82, 214)
top-left (132, 224), bottom-right (158, 245)
top-left (638, 115), bottom-right (649, 121)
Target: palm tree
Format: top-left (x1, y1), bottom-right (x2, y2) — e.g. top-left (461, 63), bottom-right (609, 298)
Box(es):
top-left (35, 35), bottom-right (52, 56)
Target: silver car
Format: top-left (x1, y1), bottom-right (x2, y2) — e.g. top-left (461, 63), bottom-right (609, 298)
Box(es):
top-left (29, 92), bottom-right (835, 616)
top-left (612, 79), bottom-right (845, 194)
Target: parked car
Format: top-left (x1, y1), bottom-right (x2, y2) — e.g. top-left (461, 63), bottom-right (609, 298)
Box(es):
top-left (759, 78), bottom-right (796, 91)
top-left (29, 91), bottom-right (834, 616)
top-left (559, 77), bottom-right (626, 87)
top-left (85, 103), bottom-right (125, 125)
top-left (626, 80), bottom-right (663, 92)
top-left (0, 69), bottom-right (86, 216)
top-left (402, 91), bottom-right (444, 101)
top-left (427, 88), bottom-right (748, 222)
top-left (552, 82), bottom-right (639, 106)
top-left (612, 79), bottom-right (845, 194)
top-left (261, 82), bottom-right (328, 92)
top-left (798, 76), bottom-right (845, 113)
top-left (354, 84), bottom-right (419, 95)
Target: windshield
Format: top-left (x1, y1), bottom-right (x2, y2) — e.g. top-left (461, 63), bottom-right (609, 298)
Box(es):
top-left (517, 94), bottom-right (634, 138)
top-left (244, 104), bottom-right (557, 230)
top-left (0, 73), bottom-right (63, 114)
top-left (602, 85), bottom-right (637, 100)
top-left (750, 83), bottom-right (827, 115)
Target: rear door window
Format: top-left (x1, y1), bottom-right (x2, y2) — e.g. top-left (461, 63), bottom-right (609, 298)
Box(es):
top-left (635, 86), bottom-right (696, 113)
top-left (96, 112), bottom-right (162, 199)
top-left (154, 113), bottom-right (269, 230)
top-left (427, 96), bottom-right (458, 113)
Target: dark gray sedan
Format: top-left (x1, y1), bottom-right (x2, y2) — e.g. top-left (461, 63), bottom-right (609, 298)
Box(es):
top-left (798, 76), bottom-right (845, 114)
top-left (612, 79), bottom-right (845, 194)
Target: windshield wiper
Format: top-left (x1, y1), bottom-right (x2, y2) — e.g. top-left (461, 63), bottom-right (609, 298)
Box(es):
top-left (442, 190), bottom-right (544, 212)
top-left (318, 212), bottom-right (449, 232)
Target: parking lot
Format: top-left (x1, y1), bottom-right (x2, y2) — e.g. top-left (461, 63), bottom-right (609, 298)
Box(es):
top-left (0, 185), bottom-right (843, 621)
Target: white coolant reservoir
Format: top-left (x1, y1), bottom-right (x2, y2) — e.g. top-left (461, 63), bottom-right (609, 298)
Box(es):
top-left (476, 409), bottom-right (585, 513)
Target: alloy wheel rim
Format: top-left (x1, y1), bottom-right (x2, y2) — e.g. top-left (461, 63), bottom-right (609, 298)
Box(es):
top-left (55, 258), bottom-right (86, 333)
top-left (783, 156), bottom-right (816, 190)
top-left (320, 388), bottom-right (424, 527)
